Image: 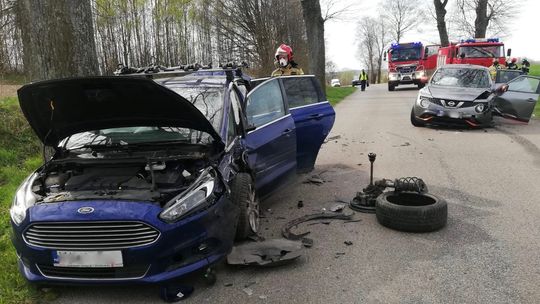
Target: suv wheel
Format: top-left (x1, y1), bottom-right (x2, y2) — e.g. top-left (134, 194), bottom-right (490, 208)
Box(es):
top-left (410, 109), bottom-right (425, 127)
top-left (231, 173), bottom-right (260, 240)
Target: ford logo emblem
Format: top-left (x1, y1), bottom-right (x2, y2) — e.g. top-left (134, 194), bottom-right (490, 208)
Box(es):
top-left (77, 207), bottom-right (94, 214)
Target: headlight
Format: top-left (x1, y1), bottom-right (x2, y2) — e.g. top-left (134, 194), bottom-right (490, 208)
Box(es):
top-left (10, 174), bottom-right (38, 226)
top-left (159, 168), bottom-right (216, 222)
top-left (389, 73), bottom-right (399, 80)
top-left (415, 70), bottom-right (426, 78)
top-left (474, 103), bottom-right (486, 113)
top-left (417, 95), bottom-right (431, 109)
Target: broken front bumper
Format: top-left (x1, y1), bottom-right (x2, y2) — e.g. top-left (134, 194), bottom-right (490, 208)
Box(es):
top-left (11, 198), bottom-right (238, 285)
top-left (412, 101), bottom-right (492, 127)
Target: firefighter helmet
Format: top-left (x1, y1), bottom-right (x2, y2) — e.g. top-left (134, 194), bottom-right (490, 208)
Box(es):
top-left (275, 44), bottom-right (293, 62)
top-left (511, 57), bottom-right (517, 63)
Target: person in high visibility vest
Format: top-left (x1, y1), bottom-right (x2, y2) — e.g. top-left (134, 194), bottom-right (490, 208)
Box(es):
top-left (271, 44), bottom-right (304, 77)
top-left (359, 69), bottom-right (369, 91)
top-left (489, 59), bottom-right (501, 80)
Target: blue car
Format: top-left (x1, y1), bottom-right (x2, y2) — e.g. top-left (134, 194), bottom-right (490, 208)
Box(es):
top-left (10, 68), bottom-right (335, 285)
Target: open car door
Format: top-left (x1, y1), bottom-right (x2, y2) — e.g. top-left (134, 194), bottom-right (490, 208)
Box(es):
top-left (494, 75), bottom-right (540, 123)
top-left (279, 76), bottom-right (335, 172)
top-left (243, 78), bottom-right (297, 198)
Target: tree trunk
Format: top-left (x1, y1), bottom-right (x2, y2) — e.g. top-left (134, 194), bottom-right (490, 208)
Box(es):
top-left (301, 0), bottom-right (325, 94)
top-left (16, 0), bottom-right (98, 81)
top-left (474, 0), bottom-right (489, 38)
top-left (434, 0), bottom-right (449, 46)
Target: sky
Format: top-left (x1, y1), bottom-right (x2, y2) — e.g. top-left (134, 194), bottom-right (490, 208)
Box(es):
top-left (324, 0), bottom-right (540, 71)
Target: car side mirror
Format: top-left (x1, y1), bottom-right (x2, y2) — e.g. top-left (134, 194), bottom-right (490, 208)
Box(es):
top-left (494, 84), bottom-right (509, 95)
top-left (507, 48), bottom-right (512, 57)
top-left (424, 47), bottom-right (429, 59)
top-left (460, 53), bottom-right (465, 59)
top-left (383, 51), bottom-right (387, 61)
top-left (245, 124), bottom-right (256, 133)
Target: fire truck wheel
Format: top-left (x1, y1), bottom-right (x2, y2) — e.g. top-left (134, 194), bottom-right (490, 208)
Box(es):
top-left (376, 192), bottom-right (447, 233)
top-left (388, 84), bottom-right (395, 91)
top-left (410, 109), bottom-right (425, 127)
top-left (417, 83), bottom-right (425, 89)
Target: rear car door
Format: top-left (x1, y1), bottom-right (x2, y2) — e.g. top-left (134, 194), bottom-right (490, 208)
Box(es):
top-left (243, 78), bottom-right (297, 197)
top-left (494, 75), bottom-right (540, 122)
top-left (279, 76), bottom-right (335, 172)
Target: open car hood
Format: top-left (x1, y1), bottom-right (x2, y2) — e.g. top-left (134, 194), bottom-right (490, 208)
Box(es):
top-left (17, 77), bottom-right (224, 148)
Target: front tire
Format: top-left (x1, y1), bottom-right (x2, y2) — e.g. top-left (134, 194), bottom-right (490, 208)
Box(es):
top-left (388, 83), bottom-right (395, 91)
top-left (410, 109), bottom-right (425, 127)
top-left (231, 173), bottom-right (260, 240)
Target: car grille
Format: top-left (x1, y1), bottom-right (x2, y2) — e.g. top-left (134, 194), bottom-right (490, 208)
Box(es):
top-left (432, 99), bottom-right (473, 108)
top-left (37, 264), bottom-right (149, 280)
top-left (24, 221), bottom-right (160, 250)
top-left (397, 66), bottom-right (415, 74)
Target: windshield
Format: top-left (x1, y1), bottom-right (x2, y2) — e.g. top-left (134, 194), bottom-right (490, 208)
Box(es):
top-left (390, 47), bottom-right (422, 62)
top-left (62, 127), bottom-right (213, 150)
top-left (168, 86), bottom-right (224, 131)
top-left (459, 45), bottom-right (504, 58)
top-left (431, 68), bottom-right (491, 88)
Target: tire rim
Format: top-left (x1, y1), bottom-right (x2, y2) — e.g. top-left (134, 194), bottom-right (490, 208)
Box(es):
top-left (247, 184), bottom-right (260, 234)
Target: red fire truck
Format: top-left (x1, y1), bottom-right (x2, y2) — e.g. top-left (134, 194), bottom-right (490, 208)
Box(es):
top-left (436, 38), bottom-right (509, 68)
top-left (385, 42), bottom-right (440, 91)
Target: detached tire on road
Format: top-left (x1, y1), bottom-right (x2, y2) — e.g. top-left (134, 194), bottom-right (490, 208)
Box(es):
top-left (375, 192), bottom-right (447, 232)
top-left (231, 173), bottom-right (260, 240)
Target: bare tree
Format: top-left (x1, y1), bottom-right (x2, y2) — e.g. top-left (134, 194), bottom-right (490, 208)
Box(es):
top-left (16, 0), bottom-right (99, 81)
top-left (453, 0), bottom-right (515, 38)
top-left (434, 0), bottom-right (449, 46)
top-left (301, 0), bottom-right (325, 93)
top-left (380, 0), bottom-right (422, 43)
top-left (357, 16), bottom-right (390, 84)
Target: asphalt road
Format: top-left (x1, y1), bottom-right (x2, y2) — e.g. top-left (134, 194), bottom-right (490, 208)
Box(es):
top-left (56, 84), bottom-right (540, 304)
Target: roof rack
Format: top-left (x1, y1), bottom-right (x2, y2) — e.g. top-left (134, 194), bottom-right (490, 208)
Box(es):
top-left (114, 61), bottom-right (249, 81)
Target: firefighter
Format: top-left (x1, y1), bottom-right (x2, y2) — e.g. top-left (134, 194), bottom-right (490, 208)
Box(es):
top-left (271, 44), bottom-right (304, 77)
top-left (359, 69), bottom-right (369, 91)
top-left (521, 58), bottom-right (530, 74)
top-left (489, 59), bottom-right (500, 80)
top-left (506, 57), bottom-right (519, 70)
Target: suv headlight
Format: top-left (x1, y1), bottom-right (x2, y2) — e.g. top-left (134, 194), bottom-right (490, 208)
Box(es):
top-left (159, 168), bottom-right (216, 222)
top-left (416, 95), bottom-right (431, 109)
top-left (10, 174), bottom-right (38, 226)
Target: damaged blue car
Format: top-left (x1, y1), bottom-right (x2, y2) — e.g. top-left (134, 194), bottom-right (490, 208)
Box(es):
top-left (10, 68), bottom-right (334, 285)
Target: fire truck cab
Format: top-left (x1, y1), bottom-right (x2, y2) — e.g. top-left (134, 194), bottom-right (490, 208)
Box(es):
top-left (436, 38), bottom-right (509, 68)
top-left (385, 42), bottom-right (439, 91)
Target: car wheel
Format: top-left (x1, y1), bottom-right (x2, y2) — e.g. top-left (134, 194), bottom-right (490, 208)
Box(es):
top-left (375, 192), bottom-right (447, 233)
top-left (231, 173), bottom-right (260, 240)
top-left (410, 109), bottom-right (425, 127)
top-left (388, 84), bottom-right (395, 91)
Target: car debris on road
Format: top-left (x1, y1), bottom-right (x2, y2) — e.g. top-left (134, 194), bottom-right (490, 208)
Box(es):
top-left (227, 239), bottom-right (303, 267)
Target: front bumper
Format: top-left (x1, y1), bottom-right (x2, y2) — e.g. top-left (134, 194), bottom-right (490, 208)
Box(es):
top-left (389, 72), bottom-right (427, 86)
top-left (11, 197), bottom-right (238, 284)
top-left (412, 102), bottom-right (492, 127)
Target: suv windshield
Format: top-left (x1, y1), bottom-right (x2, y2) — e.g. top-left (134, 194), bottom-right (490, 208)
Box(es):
top-left (459, 45), bottom-right (504, 58)
top-left (63, 127), bottom-right (213, 150)
top-left (431, 68), bottom-right (490, 88)
top-left (390, 47), bottom-right (421, 62)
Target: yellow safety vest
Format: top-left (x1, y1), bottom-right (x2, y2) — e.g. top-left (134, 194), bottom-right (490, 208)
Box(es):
top-left (360, 73), bottom-right (368, 81)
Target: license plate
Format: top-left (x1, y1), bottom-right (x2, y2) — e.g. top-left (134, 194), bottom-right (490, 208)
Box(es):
top-left (437, 110), bottom-right (445, 117)
top-left (448, 112), bottom-right (461, 119)
top-left (53, 250), bottom-right (123, 268)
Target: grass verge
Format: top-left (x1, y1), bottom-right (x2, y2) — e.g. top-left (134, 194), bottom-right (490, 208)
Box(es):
top-left (0, 73), bottom-right (26, 85)
top-left (0, 97), bottom-right (53, 304)
top-left (326, 86), bottom-right (357, 106)
top-left (528, 64), bottom-right (540, 77)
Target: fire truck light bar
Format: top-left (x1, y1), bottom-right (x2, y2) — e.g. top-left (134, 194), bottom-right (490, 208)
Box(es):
top-left (460, 38), bottom-right (500, 43)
